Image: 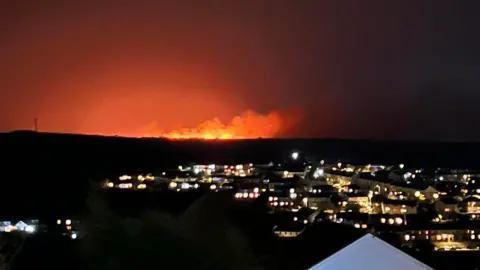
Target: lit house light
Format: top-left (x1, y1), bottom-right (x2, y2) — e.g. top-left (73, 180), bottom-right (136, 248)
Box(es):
top-left (25, 225), bottom-right (35, 233)
top-left (119, 175), bottom-right (131, 181)
top-left (395, 217), bottom-right (403, 225)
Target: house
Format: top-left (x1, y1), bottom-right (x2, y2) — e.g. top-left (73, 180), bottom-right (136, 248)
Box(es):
top-left (304, 193), bottom-right (337, 212)
top-left (434, 197), bottom-right (459, 218)
top-left (435, 181), bottom-right (465, 197)
top-left (272, 224), bottom-right (305, 238)
top-left (345, 193), bottom-right (371, 213)
top-left (324, 169), bottom-right (354, 187)
top-left (432, 169), bottom-right (471, 183)
top-left (380, 221), bottom-right (480, 251)
top-left (370, 214), bottom-right (410, 227)
top-left (233, 182), bottom-right (261, 200)
top-left (308, 234), bottom-right (435, 270)
top-left (374, 199), bottom-right (418, 215)
top-left (464, 178), bottom-right (480, 195)
top-left (355, 171), bottom-right (439, 201)
top-left (271, 211), bottom-right (311, 237)
top-left (263, 173), bottom-right (294, 192)
top-left (423, 186), bottom-right (440, 201)
top-left (267, 161), bottom-right (307, 179)
top-left (342, 184), bottom-right (362, 194)
top-left (168, 180), bottom-right (199, 192)
top-left (308, 184), bottom-right (338, 195)
top-left (353, 171), bottom-right (391, 190)
top-left (459, 196), bottom-right (480, 214)
top-left (267, 189), bottom-right (297, 210)
top-left (282, 161), bottom-right (308, 178)
top-left (335, 213), bottom-right (371, 229)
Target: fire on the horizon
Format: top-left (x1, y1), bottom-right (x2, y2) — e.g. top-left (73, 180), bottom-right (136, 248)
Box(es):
top-left (143, 110), bottom-right (284, 140)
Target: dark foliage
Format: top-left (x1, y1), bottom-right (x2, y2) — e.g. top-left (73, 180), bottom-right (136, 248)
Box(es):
top-left (0, 233), bottom-right (25, 270)
top-left (78, 187), bottom-right (262, 270)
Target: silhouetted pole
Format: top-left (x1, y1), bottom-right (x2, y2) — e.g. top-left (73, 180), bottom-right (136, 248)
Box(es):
top-left (34, 117), bottom-right (39, 132)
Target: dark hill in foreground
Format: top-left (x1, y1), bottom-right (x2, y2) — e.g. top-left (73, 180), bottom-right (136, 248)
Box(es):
top-left (1, 131), bottom-right (480, 270)
top-left (1, 131), bottom-right (479, 174)
top-left (1, 130), bottom-right (479, 208)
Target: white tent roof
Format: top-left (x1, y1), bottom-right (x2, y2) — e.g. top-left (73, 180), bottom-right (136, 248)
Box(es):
top-left (309, 234), bottom-right (434, 270)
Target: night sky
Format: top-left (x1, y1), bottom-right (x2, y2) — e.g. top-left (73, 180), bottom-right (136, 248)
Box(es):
top-left (1, 1), bottom-right (479, 141)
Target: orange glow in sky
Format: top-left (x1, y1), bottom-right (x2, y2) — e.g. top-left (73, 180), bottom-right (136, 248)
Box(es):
top-left (142, 110), bottom-right (283, 140)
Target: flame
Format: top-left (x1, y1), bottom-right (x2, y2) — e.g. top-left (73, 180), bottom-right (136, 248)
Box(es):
top-left (143, 110), bottom-right (285, 140)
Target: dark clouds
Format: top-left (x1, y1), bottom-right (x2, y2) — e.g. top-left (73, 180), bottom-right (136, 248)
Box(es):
top-left (0, 0), bottom-right (479, 141)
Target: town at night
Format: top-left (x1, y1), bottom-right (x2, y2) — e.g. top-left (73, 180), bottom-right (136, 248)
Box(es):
top-left (2, 1), bottom-right (480, 269)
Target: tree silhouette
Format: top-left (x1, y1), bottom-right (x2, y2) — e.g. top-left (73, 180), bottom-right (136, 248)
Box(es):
top-left (0, 232), bottom-right (25, 270)
top-left (78, 186), bottom-right (262, 270)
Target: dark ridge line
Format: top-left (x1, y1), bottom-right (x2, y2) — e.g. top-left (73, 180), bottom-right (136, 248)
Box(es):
top-left (2, 130), bottom-right (480, 145)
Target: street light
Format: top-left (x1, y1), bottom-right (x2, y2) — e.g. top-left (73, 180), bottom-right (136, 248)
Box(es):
top-left (291, 152), bottom-right (299, 160)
